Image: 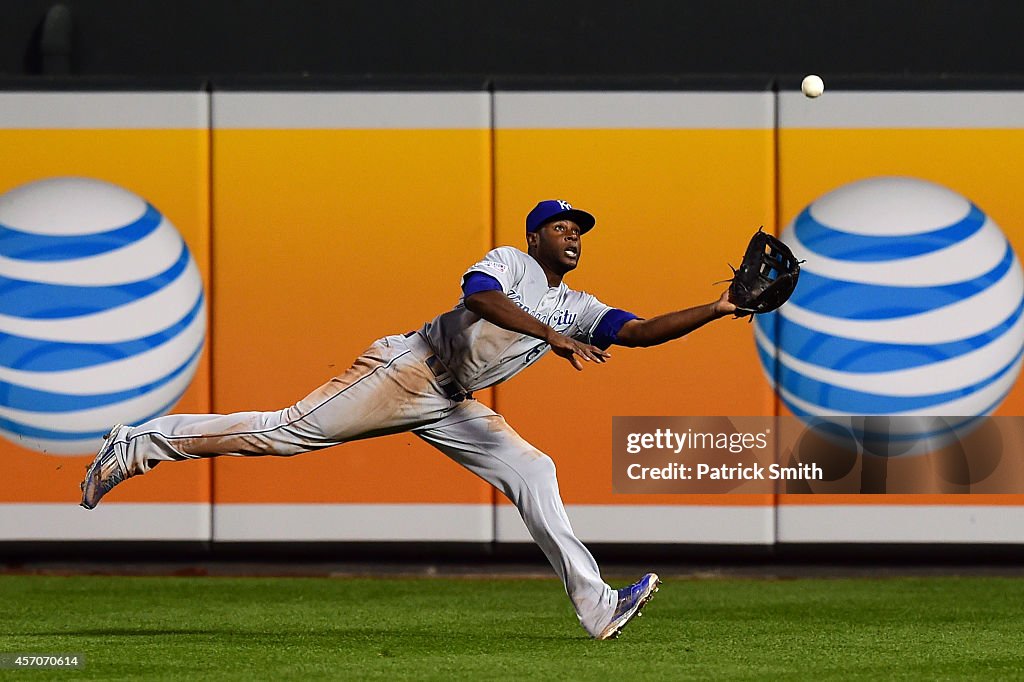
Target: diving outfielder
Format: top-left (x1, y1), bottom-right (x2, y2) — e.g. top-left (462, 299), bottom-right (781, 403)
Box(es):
top-left (81, 200), bottom-right (738, 640)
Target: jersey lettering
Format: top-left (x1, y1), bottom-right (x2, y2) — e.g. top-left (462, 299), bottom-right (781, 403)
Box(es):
top-left (422, 247), bottom-right (615, 392)
top-left (550, 309), bottom-right (577, 328)
top-left (525, 343), bottom-right (546, 364)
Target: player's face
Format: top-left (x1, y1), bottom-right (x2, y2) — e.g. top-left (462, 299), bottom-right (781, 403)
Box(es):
top-left (531, 219), bottom-right (582, 275)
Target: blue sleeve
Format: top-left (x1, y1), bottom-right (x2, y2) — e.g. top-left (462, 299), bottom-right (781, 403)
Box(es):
top-left (462, 271), bottom-right (504, 297)
top-left (591, 308), bottom-right (640, 350)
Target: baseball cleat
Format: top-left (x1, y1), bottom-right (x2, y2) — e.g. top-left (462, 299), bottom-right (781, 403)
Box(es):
top-left (595, 572), bottom-right (661, 640)
top-left (80, 424), bottom-right (129, 510)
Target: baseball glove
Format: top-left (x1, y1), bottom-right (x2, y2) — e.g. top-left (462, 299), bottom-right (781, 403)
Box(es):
top-left (725, 227), bottom-right (802, 319)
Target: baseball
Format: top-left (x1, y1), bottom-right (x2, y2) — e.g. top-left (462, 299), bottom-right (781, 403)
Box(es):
top-left (801, 74), bottom-right (825, 98)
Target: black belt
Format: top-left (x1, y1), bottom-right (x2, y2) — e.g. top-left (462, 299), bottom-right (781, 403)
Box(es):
top-left (405, 331), bottom-right (473, 402)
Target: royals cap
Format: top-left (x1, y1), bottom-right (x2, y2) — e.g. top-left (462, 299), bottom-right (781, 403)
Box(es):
top-left (525, 200), bottom-right (596, 235)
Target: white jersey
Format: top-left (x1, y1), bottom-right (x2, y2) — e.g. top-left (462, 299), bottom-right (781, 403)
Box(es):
top-left (419, 246), bottom-right (615, 392)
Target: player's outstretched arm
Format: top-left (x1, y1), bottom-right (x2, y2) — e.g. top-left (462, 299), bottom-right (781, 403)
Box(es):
top-left (464, 290), bottom-right (610, 371)
top-left (615, 289), bottom-right (736, 348)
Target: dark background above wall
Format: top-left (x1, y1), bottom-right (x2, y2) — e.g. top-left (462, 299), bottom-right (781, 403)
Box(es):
top-left (3, 0), bottom-right (1024, 79)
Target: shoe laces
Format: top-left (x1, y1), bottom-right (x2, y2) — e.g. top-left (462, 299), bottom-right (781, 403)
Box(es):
top-left (95, 440), bottom-right (127, 490)
top-left (100, 467), bottom-right (125, 492)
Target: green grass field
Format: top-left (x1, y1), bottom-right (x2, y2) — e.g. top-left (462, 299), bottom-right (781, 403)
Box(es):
top-left (1, 574), bottom-right (1022, 680)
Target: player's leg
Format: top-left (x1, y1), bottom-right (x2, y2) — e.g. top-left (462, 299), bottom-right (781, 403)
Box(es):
top-left (81, 334), bottom-right (449, 507)
top-left (414, 400), bottom-right (616, 637)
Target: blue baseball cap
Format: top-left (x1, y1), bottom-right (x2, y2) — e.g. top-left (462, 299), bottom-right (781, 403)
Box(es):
top-left (526, 200), bottom-right (596, 235)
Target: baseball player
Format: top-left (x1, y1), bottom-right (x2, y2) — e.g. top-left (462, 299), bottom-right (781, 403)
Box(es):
top-left (81, 199), bottom-right (737, 640)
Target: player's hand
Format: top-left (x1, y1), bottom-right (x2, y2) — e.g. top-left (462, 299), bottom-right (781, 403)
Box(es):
top-left (712, 288), bottom-right (738, 317)
top-left (545, 329), bottom-right (611, 371)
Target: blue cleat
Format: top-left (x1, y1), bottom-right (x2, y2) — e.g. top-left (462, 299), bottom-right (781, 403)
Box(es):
top-left (80, 424), bottom-right (129, 510)
top-left (595, 573), bottom-right (661, 640)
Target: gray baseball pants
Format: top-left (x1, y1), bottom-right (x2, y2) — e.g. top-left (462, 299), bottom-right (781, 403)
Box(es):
top-left (112, 332), bottom-right (617, 636)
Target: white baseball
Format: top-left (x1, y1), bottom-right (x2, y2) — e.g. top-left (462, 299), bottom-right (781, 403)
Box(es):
top-left (801, 74), bottom-right (825, 98)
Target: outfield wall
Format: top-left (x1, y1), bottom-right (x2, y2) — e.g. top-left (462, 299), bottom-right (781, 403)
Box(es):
top-left (3, 83), bottom-right (1024, 549)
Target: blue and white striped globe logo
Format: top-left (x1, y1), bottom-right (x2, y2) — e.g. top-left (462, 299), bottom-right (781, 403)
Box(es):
top-left (755, 176), bottom-right (1024, 455)
top-left (0, 177), bottom-right (206, 455)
